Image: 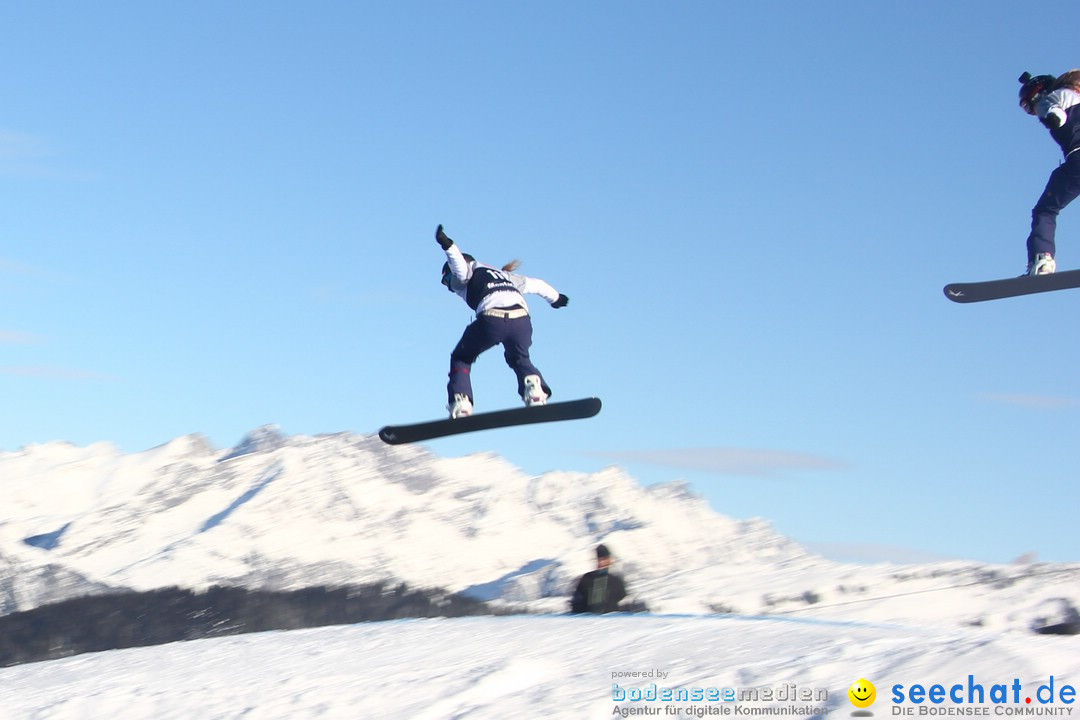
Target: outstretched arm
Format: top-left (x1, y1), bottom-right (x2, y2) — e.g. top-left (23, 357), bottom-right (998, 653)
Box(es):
top-left (511, 273), bottom-right (568, 308)
top-left (436, 225), bottom-right (472, 284)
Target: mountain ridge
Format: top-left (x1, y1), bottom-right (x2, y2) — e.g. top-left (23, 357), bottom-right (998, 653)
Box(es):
top-left (1, 428), bottom-right (1076, 633)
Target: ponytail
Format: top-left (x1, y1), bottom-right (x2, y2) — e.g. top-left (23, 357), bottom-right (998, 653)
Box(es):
top-left (1054, 69), bottom-right (1080, 93)
top-left (501, 259), bottom-right (522, 273)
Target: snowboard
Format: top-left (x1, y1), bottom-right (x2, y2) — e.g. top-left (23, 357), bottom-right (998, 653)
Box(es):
top-left (378, 397), bottom-right (602, 445)
top-left (944, 269), bottom-right (1080, 303)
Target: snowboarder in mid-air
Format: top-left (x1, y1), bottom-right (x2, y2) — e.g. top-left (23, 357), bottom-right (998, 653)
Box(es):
top-left (1017, 69), bottom-right (1080, 275)
top-left (376, 226), bottom-right (594, 444)
top-left (436, 224), bottom-right (569, 419)
top-left (944, 71), bottom-right (1080, 302)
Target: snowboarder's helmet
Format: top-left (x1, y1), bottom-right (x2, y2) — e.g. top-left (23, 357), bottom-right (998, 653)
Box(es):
top-left (441, 253), bottom-right (475, 291)
top-left (1019, 72), bottom-right (1056, 115)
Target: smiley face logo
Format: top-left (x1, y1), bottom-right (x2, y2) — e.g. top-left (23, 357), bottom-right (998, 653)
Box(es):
top-left (848, 679), bottom-right (876, 708)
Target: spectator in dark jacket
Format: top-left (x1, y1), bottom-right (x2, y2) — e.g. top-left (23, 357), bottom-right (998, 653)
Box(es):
top-left (569, 543), bottom-right (627, 613)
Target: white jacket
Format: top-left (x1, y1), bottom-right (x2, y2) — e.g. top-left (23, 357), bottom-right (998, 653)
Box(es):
top-left (444, 244), bottom-right (560, 315)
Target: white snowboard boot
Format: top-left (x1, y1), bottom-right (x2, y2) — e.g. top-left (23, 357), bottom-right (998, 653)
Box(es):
top-left (1027, 253), bottom-right (1056, 275)
top-left (449, 393), bottom-right (473, 419)
top-left (522, 375), bottom-right (548, 407)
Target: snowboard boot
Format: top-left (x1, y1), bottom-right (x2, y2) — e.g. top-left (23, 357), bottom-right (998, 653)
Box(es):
top-left (449, 393), bottom-right (473, 419)
top-left (1026, 253), bottom-right (1056, 275)
top-left (522, 375), bottom-right (548, 407)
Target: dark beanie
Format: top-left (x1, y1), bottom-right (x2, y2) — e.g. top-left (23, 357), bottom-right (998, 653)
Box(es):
top-left (596, 543), bottom-right (611, 559)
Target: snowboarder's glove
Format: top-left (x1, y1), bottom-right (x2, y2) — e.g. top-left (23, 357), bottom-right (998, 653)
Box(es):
top-left (1042, 108), bottom-right (1066, 130)
top-left (435, 224), bottom-right (454, 250)
top-left (551, 294), bottom-right (569, 309)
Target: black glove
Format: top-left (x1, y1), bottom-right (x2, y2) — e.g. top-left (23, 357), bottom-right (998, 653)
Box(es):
top-left (1042, 112), bottom-right (1064, 130)
top-left (551, 294), bottom-right (569, 309)
top-left (435, 224), bottom-right (454, 250)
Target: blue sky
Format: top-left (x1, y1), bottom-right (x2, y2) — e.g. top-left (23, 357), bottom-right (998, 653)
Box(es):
top-left (2, 2), bottom-right (1078, 564)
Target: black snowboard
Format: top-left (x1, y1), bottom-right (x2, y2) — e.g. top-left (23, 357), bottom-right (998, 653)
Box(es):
top-left (944, 269), bottom-right (1080, 303)
top-left (379, 397), bottom-right (602, 445)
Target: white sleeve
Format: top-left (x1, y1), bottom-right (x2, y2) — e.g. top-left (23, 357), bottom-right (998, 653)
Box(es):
top-left (510, 273), bottom-right (560, 304)
top-left (445, 244), bottom-right (472, 284)
top-left (1037, 88), bottom-right (1080, 126)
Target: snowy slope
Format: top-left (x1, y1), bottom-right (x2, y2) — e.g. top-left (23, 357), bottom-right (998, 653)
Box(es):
top-left (1, 614), bottom-right (1077, 720)
top-left (0, 428), bottom-right (1077, 632)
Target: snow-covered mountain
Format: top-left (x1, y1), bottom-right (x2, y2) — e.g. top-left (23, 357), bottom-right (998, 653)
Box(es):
top-left (1, 427), bottom-right (1076, 632)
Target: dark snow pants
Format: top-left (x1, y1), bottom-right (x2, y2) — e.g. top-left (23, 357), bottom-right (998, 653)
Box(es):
top-left (447, 312), bottom-right (550, 405)
top-left (1028, 151), bottom-right (1080, 261)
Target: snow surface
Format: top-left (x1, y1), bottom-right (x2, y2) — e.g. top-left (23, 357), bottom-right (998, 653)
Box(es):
top-left (1, 614), bottom-right (1077, 719)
